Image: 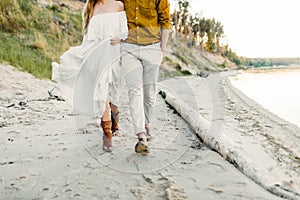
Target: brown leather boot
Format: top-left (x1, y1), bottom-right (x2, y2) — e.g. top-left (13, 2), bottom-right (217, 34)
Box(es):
top-left (101, 120), bottom-right (113, 152)
top-left (111, 110), bottom-right (119, 135)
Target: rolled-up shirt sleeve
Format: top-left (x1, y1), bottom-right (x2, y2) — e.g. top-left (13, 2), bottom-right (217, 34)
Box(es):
top-left (157, 0), bottom-right (171, 29)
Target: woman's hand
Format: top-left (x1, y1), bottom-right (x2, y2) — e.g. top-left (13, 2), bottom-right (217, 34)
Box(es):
top-left (110, 37), bottom-right (121, 46)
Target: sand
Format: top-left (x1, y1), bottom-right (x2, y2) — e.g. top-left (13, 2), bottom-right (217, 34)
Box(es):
top-left (160, 72), bottom-right (300, 200)
top-left (0, 64), bottom-right (287, 199)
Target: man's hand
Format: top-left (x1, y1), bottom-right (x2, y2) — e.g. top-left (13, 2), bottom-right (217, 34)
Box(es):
top-left (161, 48), bottom-right (166, 57)
top-left (110, 37), bottom-right (121, 46)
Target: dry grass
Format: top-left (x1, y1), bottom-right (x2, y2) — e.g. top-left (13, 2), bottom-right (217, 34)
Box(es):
top-left (0, 0), bottom-right (28, 32)
top-left (30, 32), bottom-right (48, 54)
top-left (0, 0), bottom-right (83, 79)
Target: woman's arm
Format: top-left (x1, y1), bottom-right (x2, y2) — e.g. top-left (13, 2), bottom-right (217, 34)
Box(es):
top-left (110, 1), bottom-right (125, 46)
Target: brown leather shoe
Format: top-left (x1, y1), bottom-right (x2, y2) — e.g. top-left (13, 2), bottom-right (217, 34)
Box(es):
top-left (135, 133), bottom-right (150, 155)
top-left (101, 120), bottom-right (113, 152)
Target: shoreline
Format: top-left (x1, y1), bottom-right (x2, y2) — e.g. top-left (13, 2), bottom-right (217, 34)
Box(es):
top-left (226, 71), bottom-right (300, 132)
top-left (230, 68), bottom-right (300, 129)
top-left (243, 65), bottom-right (300, 73)
top-left (224, 73), bottom-right (300, 199)
top-left (160, 71), bottom-right (300, 199)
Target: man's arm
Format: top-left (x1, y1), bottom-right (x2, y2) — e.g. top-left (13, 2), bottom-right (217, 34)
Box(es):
top-left (157, 0), bottom-right (171, 54)
top-left (160, 29), bottom-right (170, 54)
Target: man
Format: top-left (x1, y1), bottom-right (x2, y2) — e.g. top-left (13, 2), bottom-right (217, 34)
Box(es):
top-left (110, 0), bottom-right (170, 155)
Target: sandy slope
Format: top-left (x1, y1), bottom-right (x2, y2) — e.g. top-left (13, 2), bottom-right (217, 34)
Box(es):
top-left (0, 64), bottom-right (282, 199)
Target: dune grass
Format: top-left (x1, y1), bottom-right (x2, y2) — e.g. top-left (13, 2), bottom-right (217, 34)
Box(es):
top-left (0, 0), bottom-right (83, 79)
top-left (0, 31), bottom-right (52, 78)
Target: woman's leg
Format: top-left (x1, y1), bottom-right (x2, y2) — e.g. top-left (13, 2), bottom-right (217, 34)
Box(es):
top-left (101, 99), bottom-right (113, 152)
top-left (102, 99), bottom-right (110, 121)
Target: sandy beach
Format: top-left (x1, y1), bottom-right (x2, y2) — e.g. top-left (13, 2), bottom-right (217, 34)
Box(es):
top-left (160, 71), bottom-right (300, 200)
top-left (0, 64), bottom-right (295, 199)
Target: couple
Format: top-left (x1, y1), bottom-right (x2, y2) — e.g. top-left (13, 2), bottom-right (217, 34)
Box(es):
top-left (52, 0), bottom-right (170, 155)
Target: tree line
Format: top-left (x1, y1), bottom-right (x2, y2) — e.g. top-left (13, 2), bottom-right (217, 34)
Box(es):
top-left (246, 57), bottom-right (300, 67)
top-left (171, 0), bottom-right (245, 66)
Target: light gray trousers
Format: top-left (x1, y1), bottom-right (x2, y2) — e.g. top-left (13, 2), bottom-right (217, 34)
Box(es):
top-left (115, 42), bottom-right (163, 134)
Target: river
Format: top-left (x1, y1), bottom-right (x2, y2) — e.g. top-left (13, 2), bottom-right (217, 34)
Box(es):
top-left (230, 68), bottom-right (300, 128)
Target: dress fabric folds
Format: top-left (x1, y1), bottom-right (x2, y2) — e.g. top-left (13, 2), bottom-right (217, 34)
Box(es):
top-left (52, 11), bottom-right (128, 128)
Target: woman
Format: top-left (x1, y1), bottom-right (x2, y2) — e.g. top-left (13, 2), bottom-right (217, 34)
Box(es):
top-left (51, 0), bottom-right (128, 152)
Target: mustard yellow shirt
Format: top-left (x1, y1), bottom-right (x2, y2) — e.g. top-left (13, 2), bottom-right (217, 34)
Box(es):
top-left (119, 0), bottom-right (171, 45)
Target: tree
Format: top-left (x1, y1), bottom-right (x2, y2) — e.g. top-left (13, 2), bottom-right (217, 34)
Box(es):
top-left (214, 21), bottom-right (224, 52)
top-left (170, 0), bottom-right (244, 65)
top-left (178, 0), bottom-right (190, 40)
top-left (199, 17), bottom-right (206, 48)
top-left (204, 18), bottom-right (216, 52)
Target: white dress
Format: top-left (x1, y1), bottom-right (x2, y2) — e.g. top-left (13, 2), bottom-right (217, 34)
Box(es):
top-left (52, 11), bottom-right (128, 128)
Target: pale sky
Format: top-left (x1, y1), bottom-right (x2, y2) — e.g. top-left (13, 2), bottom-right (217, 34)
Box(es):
top-left (170, 0), bottom-right (300, 58)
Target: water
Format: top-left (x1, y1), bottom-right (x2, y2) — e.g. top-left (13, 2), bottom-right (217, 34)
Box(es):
top-left (230, 68), bottom-right (300, 127)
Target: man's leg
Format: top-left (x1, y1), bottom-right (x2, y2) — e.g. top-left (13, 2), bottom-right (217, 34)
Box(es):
top-left (122, 43), bottom-right (150, 154)
top-left (122, 44), bottom-right (146, 135)
top-left (141, 44), bottom-right (163, 139)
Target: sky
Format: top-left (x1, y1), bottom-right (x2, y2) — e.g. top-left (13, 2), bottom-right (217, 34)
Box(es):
top-left (170, 0), bottom-right (300, 58)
